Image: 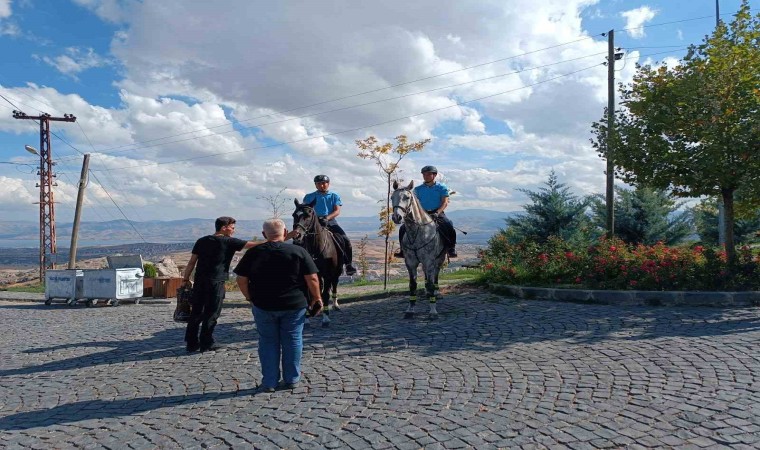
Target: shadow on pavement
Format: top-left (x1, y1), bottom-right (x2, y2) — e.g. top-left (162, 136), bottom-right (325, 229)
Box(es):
top-left (0, 388), bottom-right (261, 430)
top-left (1, 320), bottom-right (254, 378)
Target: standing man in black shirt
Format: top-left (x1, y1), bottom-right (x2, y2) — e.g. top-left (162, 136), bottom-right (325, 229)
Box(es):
top-left (182, 216), bottom-right (262, 352)
top-left (234, 218), bottom-right (322, 392)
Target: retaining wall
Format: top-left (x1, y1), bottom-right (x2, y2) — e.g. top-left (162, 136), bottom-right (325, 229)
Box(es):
top-left (489, 283), bottom-right (760, 307)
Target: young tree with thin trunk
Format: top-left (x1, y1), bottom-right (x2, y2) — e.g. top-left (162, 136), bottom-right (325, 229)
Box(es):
top-left (356, 135), bottom-right (430, 289)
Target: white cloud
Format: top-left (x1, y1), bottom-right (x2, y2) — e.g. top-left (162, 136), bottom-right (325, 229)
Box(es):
top-left (621, 6), bottom-right (658, 39)
top-left (71, 0), bottom-right (133, 23)
top-left (476, 186), bottom-right (511, 200)
top-left (5, 0), bottom-right (645, 221)
top-left (0, 0), bottom-right (11, 18)
top-left (37, 47), bottom-right (111, 78)
top-left (0, 176), bottom-right (35, 205)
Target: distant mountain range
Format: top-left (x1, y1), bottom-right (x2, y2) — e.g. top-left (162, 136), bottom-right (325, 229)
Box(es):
top-left (0, 209), bottom-right (516, 247)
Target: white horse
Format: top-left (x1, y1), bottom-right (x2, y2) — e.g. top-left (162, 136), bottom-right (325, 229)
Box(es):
top-left (390, 180), bottom-right (448, 320)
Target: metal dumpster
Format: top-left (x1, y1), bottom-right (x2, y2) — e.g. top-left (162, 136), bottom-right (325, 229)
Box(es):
top-left (81, 267), bottom-right (144, 307)
top-left (45, 269), bottom-right (84, 306)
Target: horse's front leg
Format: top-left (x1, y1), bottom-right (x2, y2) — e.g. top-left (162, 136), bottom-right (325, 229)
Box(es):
top-left (404, 259), bottom-right (418, 319)
top-left (321, 276), bottom-right (331, 328)
top-left (424, 263), bottom-right (440, 320)
top-left (329, 282), bottom-right (340, 311)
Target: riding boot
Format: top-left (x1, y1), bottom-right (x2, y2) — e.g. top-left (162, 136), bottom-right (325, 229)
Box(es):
top-left (394, 226), bottom-right (405, 258)
top-left (447, 247), bottom-right (458, 258)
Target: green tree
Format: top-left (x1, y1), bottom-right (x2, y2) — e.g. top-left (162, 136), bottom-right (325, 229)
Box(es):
top-left (502, 171), bottom-right (595, 245)
top-left (592, 1), bottom-right (760, 263)
top-left (693, 199), bottom-right (760, 245)
top-left (356, 135), bottom-right (430, 289)
top-left (590, 186), bottom-right (693, 245)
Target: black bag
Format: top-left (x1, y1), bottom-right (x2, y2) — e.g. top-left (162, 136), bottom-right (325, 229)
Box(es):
top-left (174, 285), bottom-right (193, 322)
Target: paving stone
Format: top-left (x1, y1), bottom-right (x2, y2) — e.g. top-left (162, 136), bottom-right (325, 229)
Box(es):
top-left (0, 289), bottom-right (758, 448)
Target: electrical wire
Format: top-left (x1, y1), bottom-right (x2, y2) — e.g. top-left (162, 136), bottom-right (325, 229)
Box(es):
top-left (58, 50), bottom-right (611, 160)
top-left (94, 62), bottom-right (604, 172)
top-left (81, 34), bottom-right (604, 155)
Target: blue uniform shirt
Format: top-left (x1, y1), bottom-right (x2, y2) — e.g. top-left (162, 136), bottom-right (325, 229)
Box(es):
top-left (303, 191), bottom-right (342, 217)
top-left (415, 182), bottom-right (449, 211)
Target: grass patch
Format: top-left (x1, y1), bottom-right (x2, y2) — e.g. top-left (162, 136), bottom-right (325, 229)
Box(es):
top-left (1, 283), bottom-right (45, 293)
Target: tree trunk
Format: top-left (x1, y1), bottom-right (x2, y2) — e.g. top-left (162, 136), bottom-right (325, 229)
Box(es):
top-left (383, 173), bottom-right (390, 290)
top-left (721, 187), bottom-right (736, 265)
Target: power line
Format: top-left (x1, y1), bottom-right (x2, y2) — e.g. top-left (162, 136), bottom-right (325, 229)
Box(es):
top-left (70, 34), bottom-right (605, 155)
top-left (1, 92), bottom-right (144, 240)
top-left (59, 50), bottom-right (611, 161)
top-left (94, 62), bottom-right (605, 172)
top-left (87, 169), bottom-right (148, 242)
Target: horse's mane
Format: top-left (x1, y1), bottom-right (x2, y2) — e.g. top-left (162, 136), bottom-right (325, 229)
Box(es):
top-left (407, 189), bottom-right (434, 226)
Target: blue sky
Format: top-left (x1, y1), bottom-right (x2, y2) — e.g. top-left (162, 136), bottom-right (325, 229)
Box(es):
top-left (0, 0), bottom-right (757, 228)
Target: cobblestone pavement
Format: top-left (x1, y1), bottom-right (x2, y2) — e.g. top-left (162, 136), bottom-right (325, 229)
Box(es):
top-left (1, 287), bottom-right (759, 449)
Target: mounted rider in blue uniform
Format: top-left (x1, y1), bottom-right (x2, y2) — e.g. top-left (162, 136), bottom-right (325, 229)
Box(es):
top-left (303, 174), bottom-right (358, 276)
top-left (395, 165), bottom-right (457, 258)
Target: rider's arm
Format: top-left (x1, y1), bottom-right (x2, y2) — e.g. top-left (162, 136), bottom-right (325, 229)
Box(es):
top-left (436, 196), bottom-right (450, 215)
top-left (326, 204), bottom-right (341, 221)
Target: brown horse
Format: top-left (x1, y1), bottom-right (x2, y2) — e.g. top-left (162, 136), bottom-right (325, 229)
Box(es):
top-left (292, 199), bottom-right (344, 327)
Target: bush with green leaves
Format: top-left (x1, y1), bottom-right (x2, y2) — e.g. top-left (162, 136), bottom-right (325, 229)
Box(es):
top-left (481, 235), bottom-right (760, 291)
top-left (143, 262), bottom-right (158, 278)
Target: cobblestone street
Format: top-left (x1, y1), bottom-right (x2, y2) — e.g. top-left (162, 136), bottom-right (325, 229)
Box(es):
top-left (1, 287), bottom-right (759, 449)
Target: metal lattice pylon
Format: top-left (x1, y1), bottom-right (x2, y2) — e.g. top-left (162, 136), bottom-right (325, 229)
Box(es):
top-left (13, 111), bottom-right (77, 282)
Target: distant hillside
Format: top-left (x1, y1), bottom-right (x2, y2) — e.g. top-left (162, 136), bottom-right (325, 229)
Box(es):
top-left (0, 209), bottom-right (516, 247)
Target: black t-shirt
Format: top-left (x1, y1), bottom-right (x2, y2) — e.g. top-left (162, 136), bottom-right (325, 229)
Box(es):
top-left (192, 235), bottom-right (247, 282)
top-left (233, 241), bottom-right (319, 311)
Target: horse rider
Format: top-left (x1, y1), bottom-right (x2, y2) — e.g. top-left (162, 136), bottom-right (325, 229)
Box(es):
top-left (303, 174), bottom-right (358, 276)
top-left (394, 165), bottom-right (457, 258)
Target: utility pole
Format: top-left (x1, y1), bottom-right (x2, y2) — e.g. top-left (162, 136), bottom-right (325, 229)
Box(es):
top-left (605, 30), bottom-right (616, 238)
top-left (69, 154), bottom-right (90, 269)
top-left (715, 0), bottom-right (726, 247)
top-left (12, 111), bottom-right (77, 282)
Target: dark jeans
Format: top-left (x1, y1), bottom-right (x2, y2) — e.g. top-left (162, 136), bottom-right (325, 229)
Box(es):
top-left (326, 222), bottom-right (353, 264)
top-left (398, 212), bottom-right (456, 248)
top-left (185, 280), bottom-right (226, 348)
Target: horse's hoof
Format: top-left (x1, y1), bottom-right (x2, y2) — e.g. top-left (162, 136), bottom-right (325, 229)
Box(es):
top-left (429, 314), bottom-right (439, 320)
top-left (321, 321), bottom-right (330, 328)
top-left (332, 305), bottom-right (341, 311)
top-left (404, 312), bottom-right (414, 319)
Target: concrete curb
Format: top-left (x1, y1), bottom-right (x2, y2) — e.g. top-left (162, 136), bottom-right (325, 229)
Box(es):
top-left (488, 283), bottom-right (760, 307)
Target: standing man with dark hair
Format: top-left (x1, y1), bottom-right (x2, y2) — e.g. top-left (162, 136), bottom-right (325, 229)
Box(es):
top-left (234, 218), bottom-right (322, 392)
top-left (303, 175), bottom-right (358, 276)
top-left (182, 216), bottom-right (262, 352)
top-left (395, 165), bottom-right (457, 258)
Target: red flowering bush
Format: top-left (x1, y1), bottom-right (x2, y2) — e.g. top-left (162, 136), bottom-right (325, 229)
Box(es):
top-left (481, 235), bottom-right (760, 291)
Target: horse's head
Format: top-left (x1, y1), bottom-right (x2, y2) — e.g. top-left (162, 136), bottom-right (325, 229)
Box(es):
top-left (292, 198), bottom-right (318, 244)
top-left (390, 180), bottom-right (415, 224)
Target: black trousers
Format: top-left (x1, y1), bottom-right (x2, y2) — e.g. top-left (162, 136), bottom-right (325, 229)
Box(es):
top-left (327, 222), bottom-right (353, 264)
top-left (185, 280), bottom-right (226, 348)
top-left (398, 212), bottom-right (456, 248)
